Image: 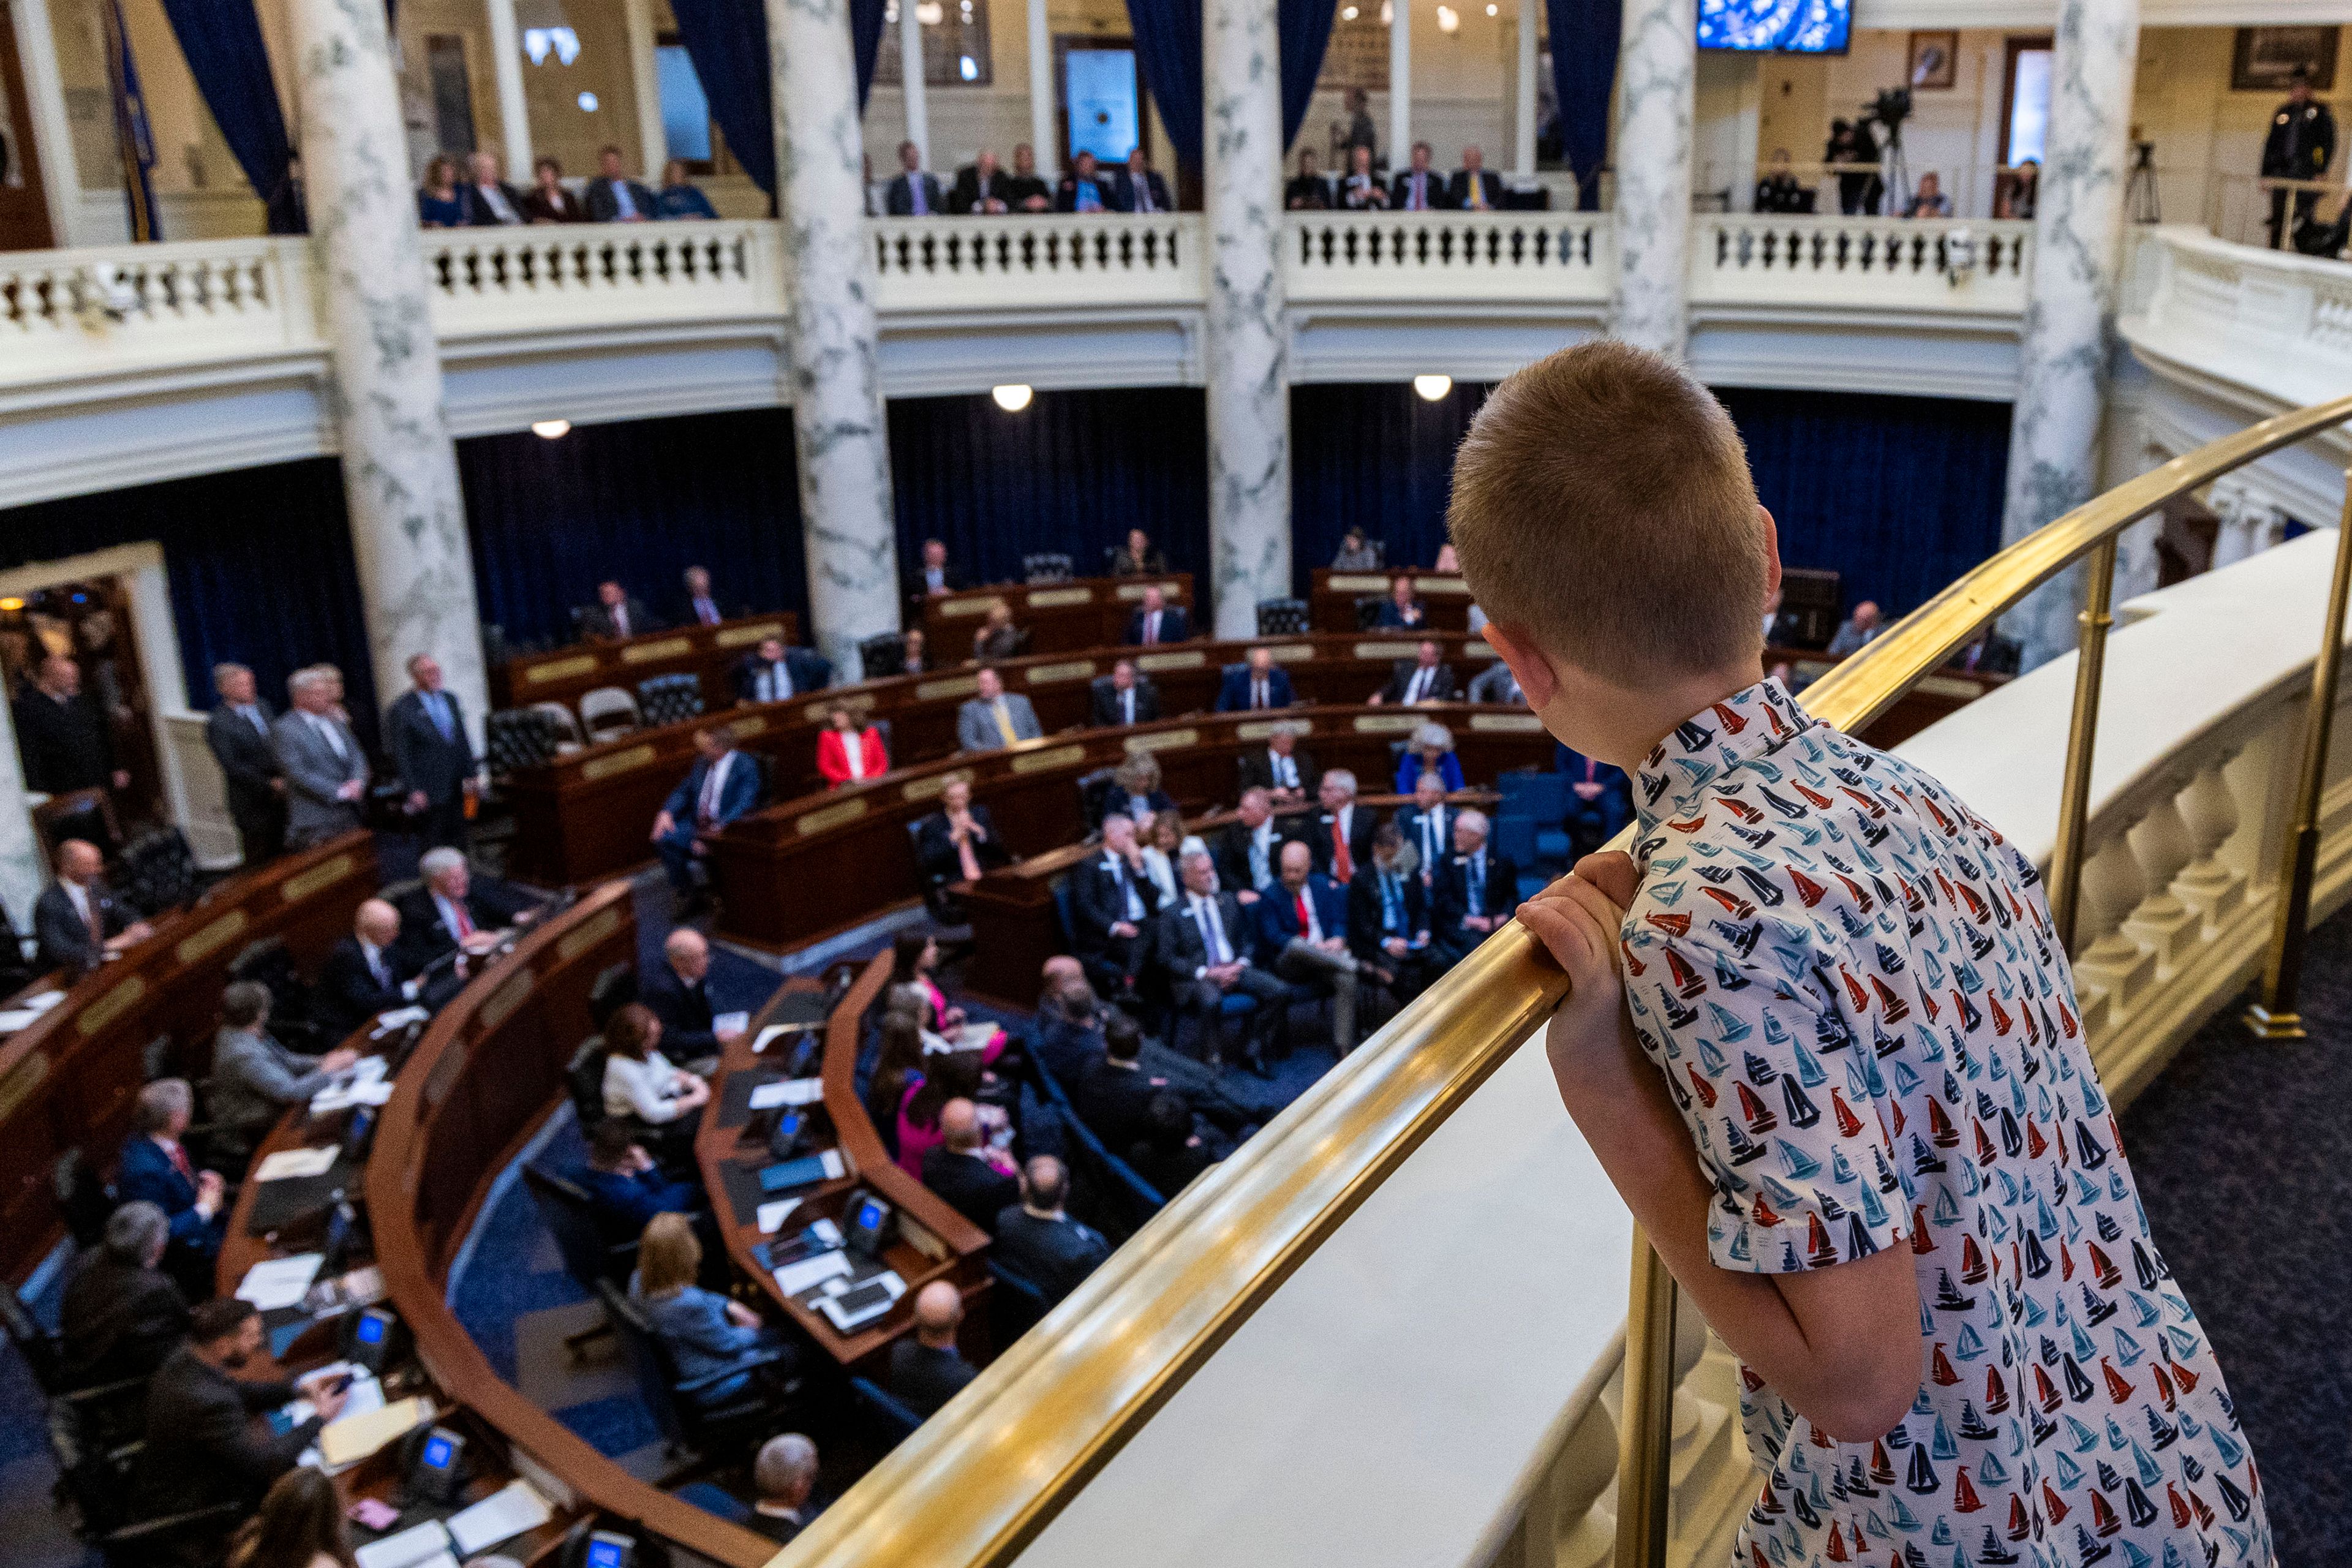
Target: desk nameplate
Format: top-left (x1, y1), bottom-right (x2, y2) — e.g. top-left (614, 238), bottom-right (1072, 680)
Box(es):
top-left (715, 621), bottom-right (788, 649)
top-left (620, 636), bottom-right (694, 665)
top-left (1010, 744), bottom-right (1086, 775)
top-left (524, 655), bottom-right (600, 684)
top-left (281, 853), bottom-right (358, 904)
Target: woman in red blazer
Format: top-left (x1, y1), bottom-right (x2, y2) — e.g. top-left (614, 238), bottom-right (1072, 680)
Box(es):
top-left (815, 701), bottom-right (889, 788)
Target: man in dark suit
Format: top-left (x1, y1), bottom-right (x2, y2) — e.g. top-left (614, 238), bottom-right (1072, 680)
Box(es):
top-left (315, 899), bottom-right (420, 1038)
top-left (385, 654), bottom-right (477, 851)
top-left (1088, 660), bottom-right (1161, 727)
top-left (1347, 825), bottom-right (1434, 1005)
top-left (580, 579), bottom-right (659, 641)
top-left (1215, 646), bottom-right (1297, 714)
top-left (1234, 718), bottom-right (1315, 803)
top-left (1068, 813), bottom-right (1161, 1004)
top-left (949, 148), bottom-right (1017, 213)
top-left (679, 565), bottom-right (727, 628)
top-left (394, 846), bottom-right (538, 976)
top-left (652, 727), bottom-right (763, 896)
top-left (1115, 149), bottom-right (1173, 214)
top-left (733, 636), bottom-right (832, 706)
top-left (1071, 1014), bottom-right (1163, 1149)
top-left (1389, 140), bottom-right (1455, 211)
top-left (58, 1201), bottom-right (187, 1389)
top-left (992, 1156), bottom-right (1110, 1306)
top-left (1760, 585), bottom-right (1806, 647)
top-left (586, 145), bottom-right (657, 221)
top-left (1306, 769), bottom-right (1376, 884)
top-left (1004, 143), bottom-right (1054, 211)
top-left (913, 776), bottom-right (1011, 894)
top-left (1055, 150), bottom-right (1115, 212)
top-left (1110, 528), bottom-right (1166, 576)
top-left (1285, 148), bottom-right (1334, 209)
top-left (905, 538), bottom-right (960, 605)
top-left (1950, 629), bottom-right (2021, 676)
top-left (884, 140), bottom-right (945, 216)
top-left (13, 654), bottom-right (123, 796)
top-left (1449, 145), bottom-right (1505, 211)
top-left (1430, 809), bottom-right (1518, 967)
top-left (1372, 574), bottom-right (1428, 630)
top-left (1254, 840), bottom-right (1360, 1052)
top-left (36, 839), bottom-right (150, 973)
top-left (1393, 769), bottom-right (1458, 883)
top-left (116, 1080), bottom-right (226, 1296)
top-left (575, 1119), bottom-right (701, 1246)
top-left (1212, 788), bottom-right (1295, 904)
top-left (1374, 640), bottom-right (1461, 706)
top-left (138, 1298), bottom-right (349, 1520)
top-left (1158, 848), bottom-right (1285, 1071)
top-left (919, 1099), bottom-right (1022, 1232)
top-left (204, 663), bottom-right (284, 866)
top-left (461, 149), bottom-right (526, 224)
top-left (888, 1281), bottom-right (977, 1417)
top-left (1557, 746), bottom-right (1634, 860)
top-left (643, 927), bottom-right (742, 1065)
top-left (748, 1435), bottom-right (821, 1545)
top-left (1123, 584), bottom-right (1189, 646)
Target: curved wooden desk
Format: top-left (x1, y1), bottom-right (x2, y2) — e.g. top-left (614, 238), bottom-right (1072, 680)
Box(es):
top-left (491, 611), bottom-right (802, 715)
top-left (1310, 567), bottom-right (1476, 633)
top-left (919, 573), bottom-right (1194, 657)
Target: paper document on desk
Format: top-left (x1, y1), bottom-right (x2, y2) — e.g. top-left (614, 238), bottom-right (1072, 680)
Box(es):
top-left (774, 1248), bottom-right (852, 1297)
top-left (353, 1520), bottom-right (455, 1568)
top-left (447, 1478), bottom-right (555, 1555)
top-left (756, 1198), bottom-right (800, 1234)
top-left (747, 1077), bottom-right (824, 1110)
top-left (281, 1362), bottom-right (383, 1426)
top-left (321, 1394), bottom-right (435, 1468)
top-left (714, 1009), bottom-right (752, 1037)
top-left (371, 1005), bottom-right (430, 1035)
top-left (0, 1010), bottom-right (39, 1033)
top-left (253, 1146), bottom-right (341, 1182)
top-left (237, 1253), bottom-right (324, 1310)
top-left (313, 1076), bottom-right (395, 1113)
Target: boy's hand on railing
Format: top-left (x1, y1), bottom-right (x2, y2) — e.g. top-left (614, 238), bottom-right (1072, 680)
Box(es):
top-left (1520, 851), bottom-right (1640, 1104)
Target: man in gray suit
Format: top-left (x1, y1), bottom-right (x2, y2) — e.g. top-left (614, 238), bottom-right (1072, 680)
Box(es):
top-left (273, 668), bottom-right (370, 848)
top-left (956, 666), bottom-right (1042, 752)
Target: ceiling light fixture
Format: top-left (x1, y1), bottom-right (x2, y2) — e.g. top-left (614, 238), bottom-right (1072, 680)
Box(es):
top-left (992, 383), bottom-right (1034, 412)
top-left (1436, 4), bottom-right (1460, 31)
top-left (532, 419), bottom-right (572, 439)
top-left (1412, 374), bottom-right (1453, 402)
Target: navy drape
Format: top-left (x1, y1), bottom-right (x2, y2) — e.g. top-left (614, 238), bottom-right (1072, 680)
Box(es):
top-left (1124, 0), bottom-right (1204, 168)
top-left (1279, 0), bottom-right (1340, 150)
top-left (1547, 0), bottom-right (1617, 210)
top-left (668, 0), bottom-right (888, 196)
top-left (157, 0), bottom-right (293, 205)
top-left (1290, 382), bottom-right (1493, 594)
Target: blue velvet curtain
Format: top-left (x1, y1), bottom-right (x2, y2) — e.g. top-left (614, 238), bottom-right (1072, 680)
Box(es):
top-left (157, 0), bottom-right (293, 205)
top-left (456, 409), bottom-right (809, 651)
top-left (1289, 382), bottom-right (1493, 593)
top-left (887, 386), bottom-right (1210, 612)
top-left (668, 0), bottom-right (888, 196)
top-left (1124, 0), bottom-right (1203, 169)
top-left (1280, 0), bottom-right (1340, 149)
top-left (1547, 0), bottom-right (1617, 210)
top-left (0, 459), bottom-right (380, 744)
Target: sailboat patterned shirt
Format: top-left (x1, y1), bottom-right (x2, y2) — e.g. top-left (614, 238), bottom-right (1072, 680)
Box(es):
top-left (1620, 679), bottom-right (2269, 1568)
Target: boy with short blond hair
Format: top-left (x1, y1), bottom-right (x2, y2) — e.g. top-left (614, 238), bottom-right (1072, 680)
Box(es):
top-left (1458, 342), bottom-right (2267, 1566)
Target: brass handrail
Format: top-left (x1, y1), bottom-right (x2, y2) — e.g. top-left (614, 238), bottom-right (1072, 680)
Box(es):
top-left (783, 393), bottom-right (2352, 1568)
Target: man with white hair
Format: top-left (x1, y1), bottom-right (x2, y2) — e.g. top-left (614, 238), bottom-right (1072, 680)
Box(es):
top-left (395, 845), bottom-right (536, 974)
top-left (385, 653), bottom-right (478, 853)
top-left (272, 666), bottom-right (369, 847)
top-left (1068, 813), bottom-right (1160, 1004)
top-left (1429, 809), bottom-right (1520, 968)
top-left (749, 1433), bottom-right (821, 1544)
top-left (205, 662), bottom-right (284, 865)
top-left (642, 926), bottom-right (743, 1065)
top-left (317, 897), bottom-right (421, 1036)
top-left (1309, 769), bottom-right (1373, 884)
top-left (1156, 848), bottom-right (1286, 1073)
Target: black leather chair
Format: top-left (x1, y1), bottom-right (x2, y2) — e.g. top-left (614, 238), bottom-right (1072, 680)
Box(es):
top-left (587, 963), bottom-right (637, 1033)
top-left (859, 631), bottom-right (907, 679)
top-left (48, 1389), bottom-right (242, 1566)
top-left (522, 1164), bottom-right (636, 1359)
top-left (565, 1036), bottom-right (611, 1134)
top-left (1255, 597), bottom-right (1310, 635)
top-left (986, 1256), bottom-right (1051, 1344)
top-left (54, 1148), bottom-right (117, 1251)
top-left (850, 1373), bottom-right (924, 1449)
top-left (115, 827), bottom-right (197, 919)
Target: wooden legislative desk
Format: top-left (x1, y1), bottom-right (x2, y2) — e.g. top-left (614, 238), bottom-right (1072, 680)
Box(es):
top-left (709, 702), bottom-right (1558, 955)
top-left (695, 954), bottom-right (990, 1367)
top-left (918, 573), bottom-right (1194, 657)
top-left (489, 611), bottom-right (803, 715)
top-left (0, 832), bottom-right (378, 1283)
top-left (1310, 567), bottom-right (1477, 634)
top-left (501, 630), bottom-right (1502, 888)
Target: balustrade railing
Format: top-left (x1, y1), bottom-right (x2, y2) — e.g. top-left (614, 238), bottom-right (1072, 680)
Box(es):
top-left (1284, 210), bottom-right (1611, 304)
top-left (0, 236), bottom-right (309, 375)
top-left (2127, 227), bottom-right (2352, 410)
top-left (869, 214), bottom-right (1201, 311)
top-left (422, 219), bottom-right (775, 335)
top-left (1689, 214), bottom-right (2033, 311)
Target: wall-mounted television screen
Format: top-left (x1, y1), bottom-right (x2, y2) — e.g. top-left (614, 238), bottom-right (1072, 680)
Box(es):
top-left (1698, 0), bottom-right (1850, 54)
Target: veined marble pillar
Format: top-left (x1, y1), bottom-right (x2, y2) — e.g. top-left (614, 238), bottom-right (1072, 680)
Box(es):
top-left (1027, 0), bottom-right (1058, 177)
top-left (1387, 0), bottom-right (1412, 169)
top-left (0, 704), bottom-right (39, 943)
top-left (1613, 0), bottom-right (1694, 358)
top-left (899, 0), bottom-right (930, 169)
top-left (486, 0), bottom-right (534, 178)
top-left (769, 0), bottom-right (902, 675)
top-left (290, 0), bottom-right (490, 742)
top-left (1204, 0), bottom-right (1289, 639)
top-left (1999, 0), bottom-right (2141, 668)
top-left (1514, 0), bottom-right (1539, 180)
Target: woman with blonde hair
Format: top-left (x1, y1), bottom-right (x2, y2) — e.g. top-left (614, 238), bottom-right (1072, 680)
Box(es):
top-left (630, 1212), bottom-right (792, 1400)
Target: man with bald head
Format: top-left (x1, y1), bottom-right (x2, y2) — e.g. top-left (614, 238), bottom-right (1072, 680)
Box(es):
top-left (919, 1097), bottom-right (1022, 1234)
top-left (888, 1280), bottom-right (977, 1417)
top-left (13, 653), bottom-right (125, 797)
top-left (317, 898), bottom-right (421, 1037)
top-left (641, 926), bottom-right (743, 1068)
top-left (992, 1155), bottom-right (1110, 1306)
top-left (749, 1433), bottom-right (821, 1544)
top-left (35, 839), bottom-right (149, 972)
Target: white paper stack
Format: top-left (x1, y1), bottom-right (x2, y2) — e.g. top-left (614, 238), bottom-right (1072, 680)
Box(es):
top-left (353, 1520), bottom-right (457, 1568)
top-left (774, 1248), bottom-right (851, 1297)
top-left (236, 1253), bottom-right (325, 1310)
top-left (252, 1146), bottom-right (341, 1182)
top-left (447, 1479), bottom-right (555, 1555)
top-left (747, 1077), bottom-right (824, 1110)
top-left (313, 1056), bottom-right (395, 1113)
top-left (371, 1005), bottom-right (431, 1036)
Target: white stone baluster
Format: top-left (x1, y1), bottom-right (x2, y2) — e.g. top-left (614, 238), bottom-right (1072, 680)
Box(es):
top-left (2072, 831), bottom-right (2156, 1017)
top-left (2171, 753), bottom-right (2246, 923)
top-left (2123, 791), bottom-right (2203, 967)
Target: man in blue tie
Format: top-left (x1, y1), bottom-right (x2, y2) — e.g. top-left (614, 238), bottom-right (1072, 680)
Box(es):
top-left (1346, 825), bottom-right (1434, 1005)
top-left (386, 654), bottom-right (478, 851)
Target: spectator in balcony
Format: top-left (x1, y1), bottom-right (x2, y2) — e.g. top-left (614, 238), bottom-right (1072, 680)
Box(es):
top-left (1754, 147), bottom-right (1812, 214)
top-left (1451, 145), bottom-right (1504, 211)
top-left (1112, 528), bottom-right (1166, 576)
top-left (1336, 86), bottom-right (1378, 162)
top-left (524, 156), bottom-right (587, 223)
top-left (970, 602), bottom-right (1023, 662)
top-left (1119, 148), bottom-right (1173, 214)
top-left (1373, 572), bottom-right (1428, 629)
top-left (1826, 600), bottom-right (1884, 657)
top-left (416, 155), bottom-right (465, 228)
top-left (1903, 170), bottom-right (1951, 219)
top-left (994, 144), bottom-right (1048, 213)
top-left (1330, 526), bottom-right (1379, 569)
top-left (2263, 66), bottom-right (2335, 249)
top-left (886, 140), bottom-right (945, 216)
top-left (1390, 141), bottom-right (1453, 212)
top-left (1125, 584), bottom-right (1188, 645)
top-left (1824, 119), bottom-right (1880, 216)
top-left (951, 148), bottom-right (1014, 214)
top-left (264, 151), bottom-right (307, 235)
top-left (1055, 149), bottom-right (1114, 213)
top-left (587, 145), bottom-right (657, 222)
top-left (462, 150), bottom-right (526, 225)
top-left (655, 159), bottom-right (719, 220)
top-left (1286, 148), bottom-right (1335, 209)
top-left (815, 699), bottom-right (889, 788)
top-left (1339, 144), bottom-right (1388, 209)
top-left (1992, 156), bottom-right (2038, 221)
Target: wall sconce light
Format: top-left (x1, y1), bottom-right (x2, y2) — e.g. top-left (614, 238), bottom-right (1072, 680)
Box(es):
top-left (1412, 374), bottom-right (1453, 402)
top-left (532, 419), bottom-right (572, 439)
top-left (992, 384), bottom-right (1034, 412)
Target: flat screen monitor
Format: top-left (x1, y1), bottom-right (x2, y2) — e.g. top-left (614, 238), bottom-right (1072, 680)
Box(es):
top-left (1065, 48), bottom-right (1141, 164)
top-left (1698, 0), bottom-right (1850, 54)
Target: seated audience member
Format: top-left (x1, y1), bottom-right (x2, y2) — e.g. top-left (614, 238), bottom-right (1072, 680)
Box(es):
top-left (1429, 809), bottom-right (1518, 967)
top-left (897, 1048), bottom-right (1001, 1180)
top-left (734, 635), bottom-right (831, 705)
top-left (1338, 144), bottom-right (1386, 209)
top-left (643, 927), bottom-right (742, 1066)
top-left (1073, 1012), bottom-right (1162, 1149)
top-left (914, 776), bottom-right (1012, 892)
top-left (1213, 788), bottom-right (1293, 903)
top-left (889, 930), bottom-right (1006, 1054)
top-left (140, 1299), bottom-right (349, 1520)
top-left (651, 727), bottom-right (761, 897)
top-left (1055, 149), bottom-right (1114, 212)
top-left (748, 1434), bottom-right (821, 1545)
top-left (462, 150), bottom-right (525, 225)
top-left (1905, 170), bottom-right (1952, 217)
top-left (1348, 826), bottom-right (1434, 1005)
top-left (1373, 639), bottom-right (1460, 705)
top-left (274, 668), bottom-right (371, 849)
top-left (1373, 573), bottom-right (1427, 629)
top-left (118, 1079), bottom-right (226, 1292)
top-left (899, 627), bottom-right (932, 674)
top-left (1994, 157), bottom-right (2038, 221)
top-left (602, 1002), bottom-right (712, 1137)
top-left (956, 666), bottom-right (1042, 752)
top-left (1124, 584), bottom-right (1188, 645)
top-left (1432, 543), bottom-right (1460, 571)
top-left (576, 1119), bottom-right (700, 1246)
top-left (59, 1201), bottom-right (187, 1389)
top-left (523, 156), bottom-right (586, 222)
top-left (1826, 599), bottom-right (1884, 656)
top-left (209, 982), bottom-right (361, 1163)
top-left (1071, 814), bottom-right (1161, 1005)
top-left (921, 1098), bottom-right (1022, 1232)
top-left (36, 837), bottom-right (151, 972)
top-left (993, 1156), bottom-right (1111, 1305)
top-left (1235, 715), bottom-right (1313, 800)
top-left (971, 602), bottom-right (1023, 663)
top-left (225, 1468), bottom-right (354, 1568)
top-left (1127, 1091), bottom-right (1217, 1194)
top-left (1286, 148), bottom-right (1335, 209)
top-left (906, 537), bottom-right (959, 603)
top-left (1558, 745), bottom-right (1634, 859)
top-left (1308, 769), bottom-right (1375, 883)
top-left (951, 148), bottom-right (1014, 213)
top-left (1394, 721), bottom-right (1465, 795)
top-left (1760, 584), bottom-right (1803, 646)
top-left (1110, 528), bottom-right (1166, 576)
top-left (1103, 755), bottom-right (1175, 829)
top-left (1159, 847), bottom-right (1284, 1071)
top-left (655, 158), bottom-right (718, 218)
top-left (1394, 769), bottom-right (1457, 882)
top-left (580, 579), bottom-right (659, 641)
top-left (679, 564), bottom-right (726, 627)
top-left (1005, 143), bottom-right (1054, 211)
top-left (1950, 628), bottom-right (2021, 675)
top-left (1090, 658), bottom-right (1160, 727)
top-left (206, 661), bottom-right (285, 868)
top-left (1467, 658), bottom-right (1525, 706)
top-left (587, 145), bottom-right (657, 221)
top-left (1136, 810), bottom-right (1185, 907)
top-left (1330, 526), bottom-right (1379, 569)
top-left (816, 699), bottom-right (889, 788)
top-left (885, 140), bottom-right (944, 215)
top-left (1118, 148), bottom-right (1173, 213)
top-left (888, 1280), bottom-right (977, 1417)
top-left (396, 846), bottom-right (536, 974)
top-left (1451, 144), bottom-right (1503, 209)
top-left (416, 155), bottom-right (464, 227)
top-left (630, 1213), bottom-right (792, 1401)
top-left (1390, 140), bottom-right (1453, 211)
top-left (863, 1012), bottom-right (927, 1158)
top-left (1216, 646), bottom-right (1297, 713)
top-left (1256, 840), bottom-right (1360, 1053)
top-left (1754, 148), bottom-right (1813, 213)
top-left (1028, 960), bottom-right (1099, 1086)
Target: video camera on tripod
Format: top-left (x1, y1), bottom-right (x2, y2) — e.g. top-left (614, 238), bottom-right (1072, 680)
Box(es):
top-left (1857, 88), bottom-right (1915, 211)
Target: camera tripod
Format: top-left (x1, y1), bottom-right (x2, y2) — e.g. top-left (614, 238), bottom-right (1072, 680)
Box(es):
top-left (2125, 140), bottom-right (2161, 225)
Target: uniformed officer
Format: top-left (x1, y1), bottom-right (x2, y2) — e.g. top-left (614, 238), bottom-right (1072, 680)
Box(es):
top-left (2262, 65), bottom-right (2335, 249)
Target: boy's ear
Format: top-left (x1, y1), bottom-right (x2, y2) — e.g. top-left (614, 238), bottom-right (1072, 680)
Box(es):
top-left (1482, 622), bottom-right (1559, 711)
top-left (1759, 506), bottom-right (1783, 600)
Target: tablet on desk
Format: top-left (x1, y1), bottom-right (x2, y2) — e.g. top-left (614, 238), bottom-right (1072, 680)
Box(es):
top-left (757, 1148), bottom-right (844, 1194)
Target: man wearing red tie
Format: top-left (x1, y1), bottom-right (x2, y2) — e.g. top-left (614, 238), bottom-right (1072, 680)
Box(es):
top-left (1310, 769), bottom-right (1374, 884)
top-left (396, 846), bottom-right (538, 975)
top-left (681, 565), bottom-right (723, 627)
top-left (1390, 141), bottom-right (1456, 212)
top-left (1124, 584), bottom-right (1190, 646)
top-left (1253, 840), bottom-right (1362, 1052)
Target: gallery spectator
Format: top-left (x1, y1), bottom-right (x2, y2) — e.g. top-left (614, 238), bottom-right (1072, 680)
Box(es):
top-left (1993, 157), bottom-right (2038, 220)
top-left (1120, 149), bottom-right (1172, 214)
top-left (1451, 145), bottom-right (1504, 211)
top-left (1286, 148), bottom-right (1335, 210)
top-left (655, 159), bottom-right (719, 219)
top-left (1825, 119), bottom-right (1881, 216)
top-left (1005, 143), bottom-right (1054, 210)
top-left (1056, 150), bottom-right (1114, 213)
top-left (886, 140), bottom-right (944, 216)
top-left (524, 156), bottom-right (587, 222)
top-left (461, 150), bottom-right (525, 225)
top-left (1904, 170), bottom-right (1951, 218)
top-left (415, 156), bottom-right (464, 227)
top-left (587, 145), bottom-right (657, 221)
top-left (1754, 148), bottom-right (1813, 213)
top-left (1390, 141), bottom-right (1452, 211)
top-left (1339, 144), bottom-right (1386, 209)
top-left (951, 148), bottom-right (1015, 213)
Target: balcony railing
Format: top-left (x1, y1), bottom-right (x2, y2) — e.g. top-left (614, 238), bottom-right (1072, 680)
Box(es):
top-left (871, 214), bottom-right (1202, 311)
top-left (1689, 214), bottom-right (2032, 314)
top-left (1285, 210), bottom-right (1613, 304)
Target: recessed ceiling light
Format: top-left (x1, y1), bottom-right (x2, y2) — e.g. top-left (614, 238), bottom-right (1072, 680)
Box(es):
top-left (992, 384), bottom-right (1034, 412)
top-left (532, 419), bottom-right (572, 439)
top-left (1412, 374), bottom-right (1452, 401)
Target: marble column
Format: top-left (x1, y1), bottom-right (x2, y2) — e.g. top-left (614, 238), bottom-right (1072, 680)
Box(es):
top-left (290, 0), bottom-right (490, 742)
top-left (1027, 0), bottom-right (1058, 177)
top-left (624, 0), bottom-right (667, 180)
top-left (1514, 0), bottom-right (1539, 180)
top-left (1998, 0), bottom-right (2141, 668)
top-left (900, 0), bottom-right (931, 170)
top-left (486, 0), bottom-right (534, 179)
top-left (1612, 0), bottom-right (1695, 359)
top-left (1204, 0), bottom-right (1289, 639)
top-left (1388, 0), bottom-right (1412, 169)
top-left (769, 0), bottom-right (903, 676)
top-left (0, 704), bottom-right (40, 944)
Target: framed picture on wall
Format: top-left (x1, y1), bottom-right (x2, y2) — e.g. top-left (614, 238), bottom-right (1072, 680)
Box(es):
top-left (2231, 27), bottom-right (2339, 93)
top-left (1908, 31), bottom-right (1958, 91)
